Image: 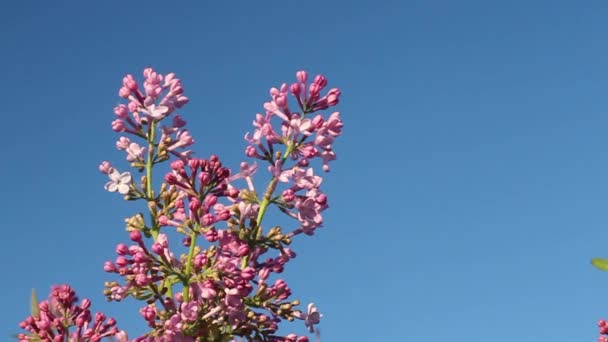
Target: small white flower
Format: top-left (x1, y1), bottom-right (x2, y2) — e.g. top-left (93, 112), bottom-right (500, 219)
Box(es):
top-left (304, 302), bottom-right (322, 333)
top-left (104, 170), bottom-right (132, 195)
top-left (146, 104), bottom-right (170, 120)
top-left (126, 142), bottom-right (145, 162)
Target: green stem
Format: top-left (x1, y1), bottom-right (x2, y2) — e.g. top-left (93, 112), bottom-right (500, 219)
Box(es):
top-left (253, 142), bottom-right (296, 239)
top-left (146, 121), bottom-right (158, 240)
top-left (183, 231), bottom-right (197, 302)
top-left (254, 178), bottom-right (278, 240)
top-left (242, 142), bottom-right (297, 269)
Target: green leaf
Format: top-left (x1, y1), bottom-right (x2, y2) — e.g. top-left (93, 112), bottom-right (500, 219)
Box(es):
top-left (30, 289), bottom-right (40, 319)
top-left (591, 258), bottom-right (608, 271)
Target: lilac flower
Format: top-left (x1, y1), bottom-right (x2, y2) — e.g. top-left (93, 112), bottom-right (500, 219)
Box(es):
top-left (168, 130), bottom-right (194, 151)
top-left (116, 137), bottom-right (131, 150)
top-left (303, 303), bottom-right (322, 333)
top-left (180, 302), bottom-right (200, 322)
top-left (104, 170), bottom-right (132, 194)
top-left (126, 142), bottom-right (145, 162)
top-left (146, 104), bottom-right (170, 120)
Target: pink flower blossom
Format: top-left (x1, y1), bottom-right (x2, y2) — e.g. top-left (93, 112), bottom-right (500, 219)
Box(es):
top-left (104, 170), bottom-right (132, 194)
top-left (146, 104), bottom-right (170, 120)
top-left (125, 142), bottom-right (145, 162)
top-left (116, 137), bottom-right (130, 150)
top-left (302, 303), bottom-right (322, 333)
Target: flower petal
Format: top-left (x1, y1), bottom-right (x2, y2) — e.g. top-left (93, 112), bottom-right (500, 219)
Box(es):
top-left (119, 172), bottom-right (132, 183)
top-left (105, 181), bottom-right (118, 192)
top-left (118, 183), bottom-right (130, 194)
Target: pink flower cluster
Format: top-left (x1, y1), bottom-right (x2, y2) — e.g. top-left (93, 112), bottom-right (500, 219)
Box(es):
top-left (19, 67), bottom-right (343, 341)
top-left (599, 320), bottom-right (608, 342)
top-left (18, 285), bottom-right (124, 342)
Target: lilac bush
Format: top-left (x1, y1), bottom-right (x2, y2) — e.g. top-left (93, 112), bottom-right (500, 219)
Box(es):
top-left (18, 68), bottom-right (343, 341)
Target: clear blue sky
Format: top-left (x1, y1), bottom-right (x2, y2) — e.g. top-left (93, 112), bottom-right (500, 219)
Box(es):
top-left (1, 1), bottom-right (607, 341)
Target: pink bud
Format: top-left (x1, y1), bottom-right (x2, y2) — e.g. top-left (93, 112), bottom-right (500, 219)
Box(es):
top-left (116, 137), bottom-right (130, 150)
top-left (241, 267), bottom-right (256, 281)
top-left (188, 158), bottom-right (200, 171)
top-left (316, 194), bottom-right (328, 205)
top-left (201, 213), bottom-right (215, 226)
top-left (143, 67), bottom-right (153, 78)
top-left (245, 145), bottom-right (259, 158)
top-left (164, 73), bottom-right (176, 86)
top-left (175, 95), bottom-right (189, 108)
top-left (118, 87), bottom-right (130, 98)
top-left (198, 171), bottom-right (211, 186)
top-left (227, 187), bottom-right (240, 198)
top-left (313, 75), bottom-right (327, 88)
top-left (98, 161), bottom-right (114, 174)
top-left (216, 209), bottom-right (231, 221)
top-left (140, 305), bottom-right (156, 321)
top-left (115, 256), bottom-right (128, 267)
top-left (130, 230), bottom-right (142, 242)
top-left (128, 101), bottom-right (139, 113)
top-left (173, 114), bottom-right (187, 128)
top-left (151, 242), bottom-right (163, 255)
top-left (282, 189), bottom-right (295, 202)
top-left (204, 228), bottom-right (218, 242)
top-left (123, 74), bottom-right (138, 91)
top-left (115, 243), bottom-right (129, 255)
top-left (204, 195), bottom-right (218, 208)
top-left (106, 317), bottom-right (117, 326)
top-left (296, 70), bottom-right (308, 84)
top-left (111, 119), bottom-right (126, 132)
top-left (158, 215), bottom-right (169, 225)
top-left (290, 83), bottom-right (301, 96)
top-left (194, 253), bottom-right (207, 269)
top-left (171, 159), bottom-right (185, 170)
top-left (134, 273), bottom-right (150, 286)
top-left (237, 244), bottom-right (250, 257)
top-left (164, 173), bottom-right (178, 185)
top-left (326, 88), bottom-right (341, 106)
top-left (170, 84), bottom-right (184, 95)
top-left (308, 83), bottom-right (321, 97)
top-left (95, 312), bottom-right (106, 322)
top-left (275, 95), bottom-right (287, 107)
top-left (114, 105), bottom-right (128, 118)
top-left (189, 198), bottom-right (201, 212)
top-left (218, 168), bottom-right (231, 180)
top-left (103, 261), bottom-right (116, 273)
top-left (75, 318), bottom-right (89, 332)
top-left (258, 268), bottom-right (270, 280)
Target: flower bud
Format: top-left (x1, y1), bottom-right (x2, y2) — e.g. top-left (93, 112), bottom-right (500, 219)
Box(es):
top-left (115, 243), bottom-right (128, 255)
top-left (114, 105), bottom-right (128, 118)
top-left (296, 70), bottom-right (308, 84)
top-left (130, 230), bottom-right (142, 242)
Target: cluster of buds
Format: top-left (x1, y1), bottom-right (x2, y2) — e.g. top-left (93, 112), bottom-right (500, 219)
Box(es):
top-left (19, 68), bottom-right (343, 341)
top-left (18, 285), bottom-right (124, 342)
top-left (599, 320), bottom-right (608, 342)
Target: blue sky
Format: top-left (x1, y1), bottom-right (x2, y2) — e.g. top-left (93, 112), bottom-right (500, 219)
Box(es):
top-left (1, 1), bottom-right (607, 341)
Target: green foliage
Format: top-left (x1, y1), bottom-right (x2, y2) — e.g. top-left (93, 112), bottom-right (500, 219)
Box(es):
top-left (591, 258), bottom-right (608, 271)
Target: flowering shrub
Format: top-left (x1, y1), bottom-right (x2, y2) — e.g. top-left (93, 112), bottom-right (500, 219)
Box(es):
top-left (18, 68), bottom-right (343, 341)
